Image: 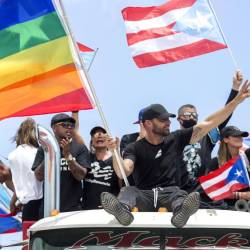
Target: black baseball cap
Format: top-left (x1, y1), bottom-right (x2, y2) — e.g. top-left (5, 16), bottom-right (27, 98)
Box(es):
top-left (51, 113), bottom-right (76, 127)
top-left (220, 126), bottom-right (249, 139)
top-left (90, 126), bottom-right (107, 136)
top-left (142, 104), bottom-right (176, 121)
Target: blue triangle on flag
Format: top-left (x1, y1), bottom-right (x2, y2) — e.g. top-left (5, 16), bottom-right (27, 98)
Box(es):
top-left (173, 0), bottom-right (225, 44)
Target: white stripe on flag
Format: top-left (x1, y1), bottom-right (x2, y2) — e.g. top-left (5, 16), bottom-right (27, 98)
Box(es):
top-left (124, 8), bottom-right (189, 34)
top-left (130, 32), bottom-right (203, 56)
top-left (201, 167), bottom-right (231, 189)
top-left (208, 180), bottom-right (238, 199)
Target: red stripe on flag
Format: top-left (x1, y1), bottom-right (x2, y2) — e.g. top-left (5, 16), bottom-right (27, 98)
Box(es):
top-left (133, 39), bottom-right (227, 68)
top-left (77, 42), bottom-right (94, 52)
top-left (122, 0), bottom-right (196, 21)
top-left (212, 183), bottom-right (248, 201)
top-left (2, 88), bottom-right (93, 119)
top-left (199, 156), bottom-right (238, 183)
top-left (3, 228), bottom-right (18, 234)
top-left (0, 212), bottom-right (16, 218)
top-left (230, 183), bottom-right (249, 193)
top-left (127, 23), bottom-right (177, 46)
top-left (203, 179), bottom-right (227, 194)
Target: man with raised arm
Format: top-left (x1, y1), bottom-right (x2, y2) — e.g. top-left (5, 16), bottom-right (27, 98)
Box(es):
top-left (101, 80), bottom-right (250, 228)
top-left (33, 113), bottom-right (90, 213)
top-left (177, 71), bottom-right (243, 193)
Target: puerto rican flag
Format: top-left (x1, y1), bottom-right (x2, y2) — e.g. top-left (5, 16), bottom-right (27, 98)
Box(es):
top-left (77, 42), bottom-right (96, 71)
top-left (199, 155), bottom-right (250, 201)
top-left (122, 0), bottom-right (227, 68)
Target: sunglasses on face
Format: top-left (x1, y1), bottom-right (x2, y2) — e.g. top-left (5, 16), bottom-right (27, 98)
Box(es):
top-left (56, 122), bottom-right (75, 129)
top-left (182, 112), bottom-right (198, 119)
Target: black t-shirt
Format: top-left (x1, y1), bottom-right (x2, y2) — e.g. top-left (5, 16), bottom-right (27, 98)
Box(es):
top-left (120, 132), bottom-right (139, 186)
top-left (123, 128), bottom-right (193, 189)
top-left (180, 89), bottom-right (238, 193)
top-left (82, 153), bottom-right (120, 210)
top-left (32, 140), bottom-right (90, 212)
top-left (180, 134), bottom-right (215, 192)
top-left (120, 132), bottom-right (139, 156)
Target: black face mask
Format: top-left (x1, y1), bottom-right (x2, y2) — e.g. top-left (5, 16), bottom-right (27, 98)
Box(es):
top-left (181, 119), bottom-right (197, 128)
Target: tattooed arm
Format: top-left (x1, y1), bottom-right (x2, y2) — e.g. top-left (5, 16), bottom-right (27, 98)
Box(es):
top-left (190, 80), bottom-right (250, 144)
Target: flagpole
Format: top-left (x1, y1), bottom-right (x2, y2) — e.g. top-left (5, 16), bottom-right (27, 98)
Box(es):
top-left (207, 0), bottom-right (239, 70)
top-left (54, 0), bottom-right (130, 186)
top-left (87, 47), bottom-right (99, 71)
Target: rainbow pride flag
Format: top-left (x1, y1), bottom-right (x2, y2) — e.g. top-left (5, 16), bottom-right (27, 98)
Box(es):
top-left (0, 0), bottom-right (94, 120)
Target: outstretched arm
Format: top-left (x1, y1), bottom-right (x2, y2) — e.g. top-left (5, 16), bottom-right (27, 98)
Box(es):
top-left (190, 80), bottom-right (250, 144)
top-left (72, 111), bottom-right (85, 145)
top-left (218, 70), bottom-right (243, 130)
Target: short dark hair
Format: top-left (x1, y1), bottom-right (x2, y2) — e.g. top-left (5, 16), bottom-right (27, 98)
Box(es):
top-left (178, 104), bottom-right (196, 116)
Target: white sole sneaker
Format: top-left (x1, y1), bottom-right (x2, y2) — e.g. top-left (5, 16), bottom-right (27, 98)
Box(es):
top-left (171, 192), bottom-right (200, 228)
top-left (101, 192), bottom-right (134, 226)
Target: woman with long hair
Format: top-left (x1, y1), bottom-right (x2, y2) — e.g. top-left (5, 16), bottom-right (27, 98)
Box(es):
top-left (8, 118), bottom-right (43, 221)
top-left (205, 125), bottom-right (250, 208)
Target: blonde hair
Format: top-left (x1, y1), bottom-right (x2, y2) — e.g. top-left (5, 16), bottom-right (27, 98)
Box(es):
top-left (13, 118), bottom-right (39, 147)
top-left (218, 140), bottom-right (232, 166)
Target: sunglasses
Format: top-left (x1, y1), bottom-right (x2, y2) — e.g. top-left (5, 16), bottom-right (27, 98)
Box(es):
top-left (182, 112), bottom-right (198, 119)
top-left (56, 122), bottom-right (75, 129)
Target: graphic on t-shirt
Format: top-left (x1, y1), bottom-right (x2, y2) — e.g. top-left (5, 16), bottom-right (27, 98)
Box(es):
top-left (155, 149), bottom-right (162, 159)
top-left (60, 157), bottom-right (76, 171)
top-left (183, 143), bottom-right (201, 181)
top-left (85, 161), bottom-right (114, 186)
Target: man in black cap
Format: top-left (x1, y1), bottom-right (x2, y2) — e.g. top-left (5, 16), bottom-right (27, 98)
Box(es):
top-left (82, 126), bottom-right (121, 210)
top-left (33, 113), bottom-right (90, 213)
top-left (100, 80), bottom-right (250, 228)
top-left (177, 71), bottom-right (243, 193)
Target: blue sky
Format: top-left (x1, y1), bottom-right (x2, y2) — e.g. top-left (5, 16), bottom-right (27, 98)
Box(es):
top-left (1, 0), bottom-right (250, 163)
top-left (1, 0), bottom-right (250, 246)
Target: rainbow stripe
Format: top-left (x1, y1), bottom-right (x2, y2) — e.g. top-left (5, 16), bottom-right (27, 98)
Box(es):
top-left (0, 0), bottom-right (94, 120)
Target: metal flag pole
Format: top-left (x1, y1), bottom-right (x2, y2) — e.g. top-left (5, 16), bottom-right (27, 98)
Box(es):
top-left (54, 0), bottom-right (129, 186)
top-left (87, 47), bottom-right (99, 72)
top-left (207, 0), bottom-right (239, 70)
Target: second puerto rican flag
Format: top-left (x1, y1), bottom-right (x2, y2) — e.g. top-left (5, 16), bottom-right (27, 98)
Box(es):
top-left (122, 0), bottom-right (227, 68)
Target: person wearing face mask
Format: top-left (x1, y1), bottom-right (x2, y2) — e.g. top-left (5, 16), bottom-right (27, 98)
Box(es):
top-left (177, 71), bottom-right (243, 193)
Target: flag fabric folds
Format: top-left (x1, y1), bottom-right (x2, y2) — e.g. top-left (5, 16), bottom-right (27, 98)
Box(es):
top-left (122, 0), bottom-right (228, 68)
top-left (0, 0), bottom-right (94, 120)
top-left (199, 156), bottom-right (250, 201)
top-left (0, 185), bottom-right (22, 234)
top-left (77, 42), bottom-right (96, 71)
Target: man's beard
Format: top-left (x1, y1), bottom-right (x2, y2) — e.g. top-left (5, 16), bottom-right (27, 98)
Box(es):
top-left (152, 126), bottom-right (170, 137)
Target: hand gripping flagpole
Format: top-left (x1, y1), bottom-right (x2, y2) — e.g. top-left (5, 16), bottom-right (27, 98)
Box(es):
top-left (207, 0), bottom-right (239, 70)
top-left (54, 0), bottom-right (130, 186)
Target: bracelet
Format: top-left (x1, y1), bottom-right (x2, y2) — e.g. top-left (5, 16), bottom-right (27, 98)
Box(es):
top-left (235, 192), bottom-right (240, 199)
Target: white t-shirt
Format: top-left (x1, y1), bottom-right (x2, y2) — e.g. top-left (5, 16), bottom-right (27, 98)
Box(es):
top-left (8, 144), bottom-right (43, 204)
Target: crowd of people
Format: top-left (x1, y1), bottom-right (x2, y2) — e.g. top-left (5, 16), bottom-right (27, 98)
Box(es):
top-left (0, 71), bottom-right (250, 228)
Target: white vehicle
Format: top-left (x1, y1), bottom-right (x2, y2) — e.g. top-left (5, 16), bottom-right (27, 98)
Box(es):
top-left (29, 209), bottom-right (250, 249)
top-left (23, 126), bottom-right (250, 250)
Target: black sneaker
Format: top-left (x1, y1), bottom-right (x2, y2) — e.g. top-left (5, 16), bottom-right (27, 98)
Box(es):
top-left (100, 192), bottom-right (134, 226)
top-left (171, 192), bottom-right (200, 228)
